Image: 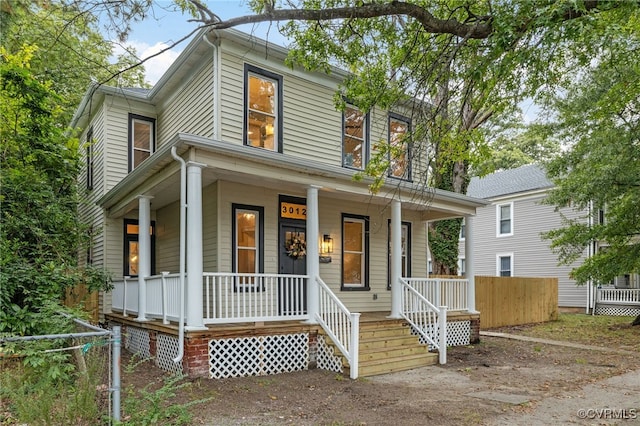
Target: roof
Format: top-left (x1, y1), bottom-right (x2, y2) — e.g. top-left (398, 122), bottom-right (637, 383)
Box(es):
top-left (467, 164), bottom-right (553, 199)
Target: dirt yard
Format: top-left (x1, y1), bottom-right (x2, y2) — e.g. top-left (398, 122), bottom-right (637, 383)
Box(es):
top-left (122, 328), bottom-right (639, 425)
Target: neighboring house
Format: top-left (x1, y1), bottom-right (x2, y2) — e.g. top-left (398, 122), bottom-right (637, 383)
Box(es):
top-left (71, 28), bottom-right (486, 379)
top-left (457, 164), bottom-right (591, 311)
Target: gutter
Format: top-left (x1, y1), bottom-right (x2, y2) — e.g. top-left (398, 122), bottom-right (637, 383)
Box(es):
top-left (170, 147), bottom-right (187, 364)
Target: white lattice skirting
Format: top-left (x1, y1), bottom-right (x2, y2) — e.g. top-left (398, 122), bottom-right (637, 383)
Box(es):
top-left (209, 333), bottom-right (309, 379)
top-left (124, 326), bottom-right (151, 359)
top-left (316, 335), bottom-right (344, 374)
top-left (156, 334), bottom-right (183, 375)
top-left (414, 320), bottom-right (471, 349)
top-left (595, 304), bottom-right (640, 317)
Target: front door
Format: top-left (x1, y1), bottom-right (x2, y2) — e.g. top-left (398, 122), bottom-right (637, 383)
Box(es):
top-left (279, 223), bottom-right (307, 315)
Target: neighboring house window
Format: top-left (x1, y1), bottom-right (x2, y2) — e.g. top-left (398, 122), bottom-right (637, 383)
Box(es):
top-left (497, 202), bottom-right (513, 237)
top-left (128, 114), bottom-right (156, 172)
top-left (458, 257), bottom-right (466, 276)
top-left (497, 254), bottom-right (513, 277)
top-left (598, 208), bottom-right (605, 225)
top-left (388, 114), bottom-right (411, 179)
top-left (232, 204), bottom-right (264, 283)
top-left (86, 127), bottom-right (94, 190)
top-left (123, 218), bottom-right (156, 277)
top-left (244, 65), bottom-right (283, 152)
top-left (459, 218), bottom-right (466, 240)
top-left (387, 221), bottom-right (411, 289)
top-left (342, 214), bottom-right (369, 290)
top-left (343, 105), bottom-right (368, 169)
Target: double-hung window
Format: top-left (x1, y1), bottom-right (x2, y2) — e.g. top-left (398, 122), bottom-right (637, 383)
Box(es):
top-left (497, 202), bottom-right (513, 237)
top-left (388, 114), bottom-right (411, 179)
top-left (233, 204), bottom-right (264, 289)
top-left (387, 221), bottom-right (411, 289)
top-left (343, 105), bottom-right (367, 169)
top-left (128, 114), bottom-right (155, 172)
top-left (244, 65), bottom-right (283, 152)
top-left (123, 219), bottom-right (156, 277)
top-left (497, 254), bottom-right (513, 277)
top-left (342, 214), bottom-right (369, 290)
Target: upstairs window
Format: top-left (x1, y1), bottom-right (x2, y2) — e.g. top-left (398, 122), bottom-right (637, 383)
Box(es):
top-left (497, 202), bottom-right (513, 237)
top-left (497, 254), bottom-right (513, 277)
top-left (128, 114), bottom-right (156, 172)
top-left (86, 126), bottom-right (94, 190)
top-left (343, 105), bottom-right (368, 169)
top-left (388, 114), bottom-right (411, 180)
top-left (244, 65), bottom-right (283, 152)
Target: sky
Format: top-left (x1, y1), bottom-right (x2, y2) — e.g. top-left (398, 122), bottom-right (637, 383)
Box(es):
top-left (117, 1), bottom-right (540, 122)
top-left (115, 1), bottom-right (286, 85)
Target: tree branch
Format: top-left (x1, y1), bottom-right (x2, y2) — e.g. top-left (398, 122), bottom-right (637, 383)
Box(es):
top-left (198, 1), bottom-right (493, 39)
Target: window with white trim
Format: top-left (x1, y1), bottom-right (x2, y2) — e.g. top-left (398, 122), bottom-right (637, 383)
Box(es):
top-left (497, 202), bottom-right (513, 237)
top-left (459, 218), bottom-right (466, 240)
top-left (342, 214), bottom-right (369, 290)
top-left (244, 65), bottom-right (282, 152)
top-left (128, 114), bottom-right (155, 172)
top-left (458, 257), bottom-right (466, 276)
top-left (343, 105), bottom-right (368, 169)
top-left (497, 254), bottom-right (513, 277)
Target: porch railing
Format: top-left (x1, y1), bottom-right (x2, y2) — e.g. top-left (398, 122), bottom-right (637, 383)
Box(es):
top-left (111, 277), bottom-right (139, 316)
top-left (315, 276), bottom-right (360, 379)
top-left (399, 278), bottom-right (447, 364)
top-left (202, 273), bottom-right (309, 324)
top-left (596, 288), bottom-right (640, 305)
top-left (404, 277), bottom-right (468, 311)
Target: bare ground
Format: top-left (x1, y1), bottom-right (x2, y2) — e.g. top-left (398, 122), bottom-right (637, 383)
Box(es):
top-left (122, 328), bottom-right (640, 426)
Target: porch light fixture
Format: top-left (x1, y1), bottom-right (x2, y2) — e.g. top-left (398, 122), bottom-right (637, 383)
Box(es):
top-left (320, 234), bottom-right (334, 263)
top-left (321, 234), bottom-right (334, 254)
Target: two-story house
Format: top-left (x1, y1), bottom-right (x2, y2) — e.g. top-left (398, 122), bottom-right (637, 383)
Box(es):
top-left (456, 164), bottom-right (591, 311)
top-left (71, 28), bottom-right (486, 379)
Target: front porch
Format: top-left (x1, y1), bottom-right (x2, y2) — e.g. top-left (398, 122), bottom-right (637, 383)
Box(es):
top-left (108, 273), bottom-right (479, 378)
top-left (594, 287), bottom-right (640, 316)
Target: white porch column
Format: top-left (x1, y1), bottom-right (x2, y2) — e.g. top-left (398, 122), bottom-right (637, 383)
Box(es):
top-left (465, 215), bottom-right (478, 313)
top-left (390, 198), bottom-right (402, 318)
top-left (186, 162), bottom-right (207, 330)
top-left (305, 185), bottom-right (321, 324)
top-left (136, 195), bottom-right (153, 322)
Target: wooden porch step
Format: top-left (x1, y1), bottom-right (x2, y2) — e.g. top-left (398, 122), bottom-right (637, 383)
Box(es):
top-left (347, 352), bottom-right (438, 377)
top-left (321, 318), bottom-right (439, 378)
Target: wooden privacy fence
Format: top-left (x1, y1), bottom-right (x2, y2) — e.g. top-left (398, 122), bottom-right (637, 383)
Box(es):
top-left (475, 276), bottom-right (558, 329)
top-left (64, 284), bottom-right (99, 322)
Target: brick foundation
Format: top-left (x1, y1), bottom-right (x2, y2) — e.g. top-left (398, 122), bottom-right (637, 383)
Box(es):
top-left (183, 336), bottom-right (210, 377)
top-left (470, 317), bottom-right (480, 344)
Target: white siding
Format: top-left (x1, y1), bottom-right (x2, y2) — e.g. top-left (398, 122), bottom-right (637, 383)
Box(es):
top-left (462, 192), bottom-right (589, 308)
top-left (157, 62), bottom-right (214, 144)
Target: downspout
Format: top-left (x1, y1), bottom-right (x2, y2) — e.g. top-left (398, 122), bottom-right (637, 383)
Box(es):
top-left (202, 30), bottom-right (221, 140)
top-left (171, 147), bottom-right (187, 363)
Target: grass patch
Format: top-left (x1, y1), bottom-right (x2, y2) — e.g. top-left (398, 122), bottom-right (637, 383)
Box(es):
top-left (510, 314), bottom-right (640, 351)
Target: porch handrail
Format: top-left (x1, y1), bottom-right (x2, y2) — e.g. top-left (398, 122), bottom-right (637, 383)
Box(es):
top-left (596, 288), bottom-right (640, 305)
top-left (315, 276), bottom-right (360, 380)
top-left (202, 272), bottom-right (309, 324)
top-left (399, 278), bottom-right (447, 364)
top-left (404, 277), bottom-right (468, 311)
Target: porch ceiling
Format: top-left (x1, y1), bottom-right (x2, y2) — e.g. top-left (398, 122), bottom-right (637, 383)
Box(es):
top-left (100, 134), bottom-right (487, 219)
